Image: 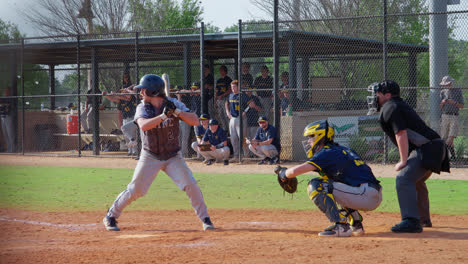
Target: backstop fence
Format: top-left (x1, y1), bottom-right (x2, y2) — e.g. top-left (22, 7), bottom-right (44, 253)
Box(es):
top-left (0, 10), bottom-right (467, 166)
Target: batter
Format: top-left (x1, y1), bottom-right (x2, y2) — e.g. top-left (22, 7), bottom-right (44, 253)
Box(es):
top-left (103, 74), bottom-right (214, 231)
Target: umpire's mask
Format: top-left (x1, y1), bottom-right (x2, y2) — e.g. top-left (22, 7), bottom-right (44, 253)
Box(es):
top-left (366, 82), bottom-right (380, 116)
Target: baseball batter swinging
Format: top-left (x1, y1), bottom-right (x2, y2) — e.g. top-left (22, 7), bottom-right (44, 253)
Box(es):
top-left (103, 74), bottom-right (214, 231)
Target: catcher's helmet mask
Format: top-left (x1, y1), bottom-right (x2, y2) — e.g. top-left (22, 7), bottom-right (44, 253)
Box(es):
top-left (136, 74), bottom-right (165, 98)
top-left (367, 80), bottom-right (400, 115)
top-left (302, 120), bottom-right (335, 159)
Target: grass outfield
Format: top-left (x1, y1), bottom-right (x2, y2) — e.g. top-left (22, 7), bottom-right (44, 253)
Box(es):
top-left (0, 165), bottom-right (466, 215)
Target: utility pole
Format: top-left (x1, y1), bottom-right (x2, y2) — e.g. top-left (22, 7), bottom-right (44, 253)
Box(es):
top-left (77, 0), bottom-right (94, 92)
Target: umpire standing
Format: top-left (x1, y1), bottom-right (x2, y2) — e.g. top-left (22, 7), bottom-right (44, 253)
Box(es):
top-left (367, 80), bottom-right (450, 233)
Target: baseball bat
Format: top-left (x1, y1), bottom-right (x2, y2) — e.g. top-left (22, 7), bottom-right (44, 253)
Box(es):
top-left (162, 73), bottom-right (170, 97)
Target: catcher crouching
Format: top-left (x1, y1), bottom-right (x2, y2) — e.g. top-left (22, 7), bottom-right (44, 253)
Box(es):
top-left (274, 120), bottom-right (382, 237)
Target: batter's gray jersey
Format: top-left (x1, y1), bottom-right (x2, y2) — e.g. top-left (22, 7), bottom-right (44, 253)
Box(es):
top-left (107, 97), bottom-right (210, 223)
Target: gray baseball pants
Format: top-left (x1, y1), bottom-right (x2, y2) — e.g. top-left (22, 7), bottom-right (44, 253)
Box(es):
top-left (396, 150), bottom-right (432, 221)
top-left (248, 144), bottom-right (278, 159)
top-left (107, 149), bottom-right (209, 221)
top-left (199, 146), bottom-right (230, 161)
top-left (229, 116), bottom-right (248, 157)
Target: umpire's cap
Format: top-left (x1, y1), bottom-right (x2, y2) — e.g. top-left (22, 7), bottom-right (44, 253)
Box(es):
top-left (258, 116), bottom-right (268, 123)
top-left (136, 74), bottom-right (165, 97)
top-left (200, 114), bottom-right (210, 120)
top-left (369, 80), bottom-right (400, 96)
top-left (209, 119), bottom-right (219, 125)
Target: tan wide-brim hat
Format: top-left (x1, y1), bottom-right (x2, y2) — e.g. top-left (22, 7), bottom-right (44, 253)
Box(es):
top-left (440, 75), bottom-right (455, 86)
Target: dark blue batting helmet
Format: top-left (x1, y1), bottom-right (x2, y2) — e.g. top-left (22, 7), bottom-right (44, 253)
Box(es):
top-left (136, 74), bottom-right (165, 97)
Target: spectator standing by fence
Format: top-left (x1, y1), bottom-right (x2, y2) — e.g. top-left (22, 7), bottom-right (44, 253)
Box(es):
top-left (253, 65), bottom-right (273, 120)
top-left (0, 86), bottom-right (14, 153)
top-left (439, 75), bottom-right (464, 159)
top-left (203, 64), bottom-right (215, 118)
top-left (215, 65), bottom-right (232, 131)
top-left (226, 80), bottom-right (249, 161)
top-left (241, 62), bottom-right (254, 88)
top-left (243, 84), bottom-right (262, 143)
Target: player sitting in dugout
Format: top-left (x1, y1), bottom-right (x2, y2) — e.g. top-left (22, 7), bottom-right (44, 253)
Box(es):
top-left (198, 119), bottom-right (230, 166)
top-left (275, 120), bottom-right (382, 237)
top-left (191, 114), bottom-right (210, 158)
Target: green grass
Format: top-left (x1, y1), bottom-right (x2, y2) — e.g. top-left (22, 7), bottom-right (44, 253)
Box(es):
top-left (0, 165), bottom-right (466, 215)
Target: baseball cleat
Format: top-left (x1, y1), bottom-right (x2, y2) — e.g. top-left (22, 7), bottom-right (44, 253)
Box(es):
top-left (351, 221), bottom-right (365, 236)
top-left (318, 223), bottom-right (352, 237)
top-left (202, 217), bottom-right (215, 231)
top-left (103, 215), bottom-right (120, 231)
top-left (258, 157), bottom-right (270, 165)
top-left (206, 159), bottom-right (215, 166)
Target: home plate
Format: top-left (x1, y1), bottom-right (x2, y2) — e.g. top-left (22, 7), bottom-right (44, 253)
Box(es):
top-left (117, 234), bottom-right (159, 239)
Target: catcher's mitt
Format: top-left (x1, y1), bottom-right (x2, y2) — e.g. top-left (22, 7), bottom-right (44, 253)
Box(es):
top-left (274, 166), bottom-right (298, 194)
top-left (198, 143), bottom-right (212, 151)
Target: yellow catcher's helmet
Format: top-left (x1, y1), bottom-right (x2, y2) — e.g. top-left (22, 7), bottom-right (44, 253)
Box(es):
top-left (303, 120), bottom-right (334, 158)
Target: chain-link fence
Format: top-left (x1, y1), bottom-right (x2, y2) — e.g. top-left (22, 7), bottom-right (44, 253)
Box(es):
top-left (0, 10), bottom-right (467, 166)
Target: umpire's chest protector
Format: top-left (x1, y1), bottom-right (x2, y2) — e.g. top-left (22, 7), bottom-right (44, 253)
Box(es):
top-left (143, 117), bottom-right (181, 160)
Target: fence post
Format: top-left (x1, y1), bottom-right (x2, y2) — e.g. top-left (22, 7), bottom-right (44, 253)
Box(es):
top-left (238, 19), bottom-right (243, 162)
top-left (273, 0), bottom-right (281, 139)
top-left (77, 34), bottom-right (82, 157)
top-left (200, 22), bottom-right (205, 115)
top-left (383, 0), bottom-right (388, 164)
top-left (21, 38), bottom-right (25, 155)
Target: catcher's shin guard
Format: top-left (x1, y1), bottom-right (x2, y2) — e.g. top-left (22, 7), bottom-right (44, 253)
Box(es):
top-left (342, 208), bottom-right (363, 226)
top-left (307, 178), bottom-right (346, 223)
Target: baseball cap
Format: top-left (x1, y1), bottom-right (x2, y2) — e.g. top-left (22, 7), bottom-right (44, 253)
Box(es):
top-left (199, 114), bottom-right (210, 120)
top-left (258, 116), bottom-right (268, 123)
top-left (191, 82), bottom-right (200, 89)
top-left (209, 119), bottom-right (219, 125)
top-left (440, 75), bottom-right (455, 86)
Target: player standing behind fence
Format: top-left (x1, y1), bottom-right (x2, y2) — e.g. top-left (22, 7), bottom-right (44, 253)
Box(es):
top-left (103, 74), bottom-right (214, 232)
top-left (225, 80), bottom-right (249, 161)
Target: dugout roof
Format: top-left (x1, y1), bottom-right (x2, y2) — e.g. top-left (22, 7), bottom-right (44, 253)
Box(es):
top-left (0, 29), bottom-right (428, 65)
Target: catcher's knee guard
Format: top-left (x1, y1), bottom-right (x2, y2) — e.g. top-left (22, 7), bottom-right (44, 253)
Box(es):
top-left (307, 178), bottom-right (346, 223)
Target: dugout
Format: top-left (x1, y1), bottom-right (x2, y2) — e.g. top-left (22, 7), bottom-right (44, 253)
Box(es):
top-left (0, 28), bottom-right (428, 157)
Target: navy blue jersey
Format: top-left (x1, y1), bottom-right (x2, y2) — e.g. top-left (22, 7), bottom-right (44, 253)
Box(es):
top-left (253, 76), bottom-right (273, 98)
top-left (118, 95), bottom-right (138, 119)
top-left (245, 95), bottom-right (262, 126)
top-left (216, 76), bottom-right (233, 96)
top-left (202, 127), bottom-right (228, 146)
top-left (195, 125), bottom-right (207, 139)
top-left (190, 94), bottom-right (201, 117)
top-left (254, 124), bottom-right (281, 153)
top-left (228, 92), bottom-right (249, 118)
top-left (242, 73), bottom-right (254, 88)
top-left (307, 144), bottom-right (379, 186)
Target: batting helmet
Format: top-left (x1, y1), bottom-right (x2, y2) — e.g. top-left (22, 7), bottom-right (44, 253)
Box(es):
top-left (303, 120), bottom-right (334, 158)
top-left (136, 74), bottom-right (165, 97)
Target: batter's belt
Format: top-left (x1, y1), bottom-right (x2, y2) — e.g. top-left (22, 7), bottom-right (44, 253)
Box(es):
top-left (145, 148), bottom-right (178, 161)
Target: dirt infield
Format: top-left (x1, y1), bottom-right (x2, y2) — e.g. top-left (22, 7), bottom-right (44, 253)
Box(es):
top-left (1, 209), bottom-right (467, 263)
top-left (0, 155), bottom-right (467, 263)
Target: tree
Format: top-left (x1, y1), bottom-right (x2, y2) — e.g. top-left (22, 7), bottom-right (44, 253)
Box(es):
top-left (20, 0), bottom-right (205, 36)
top-left (0, 19), bottom-right (22, 43)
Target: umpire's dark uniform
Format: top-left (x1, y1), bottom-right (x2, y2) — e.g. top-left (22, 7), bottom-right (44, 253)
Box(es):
top-left (372, 80), bottom-right (450, 233)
